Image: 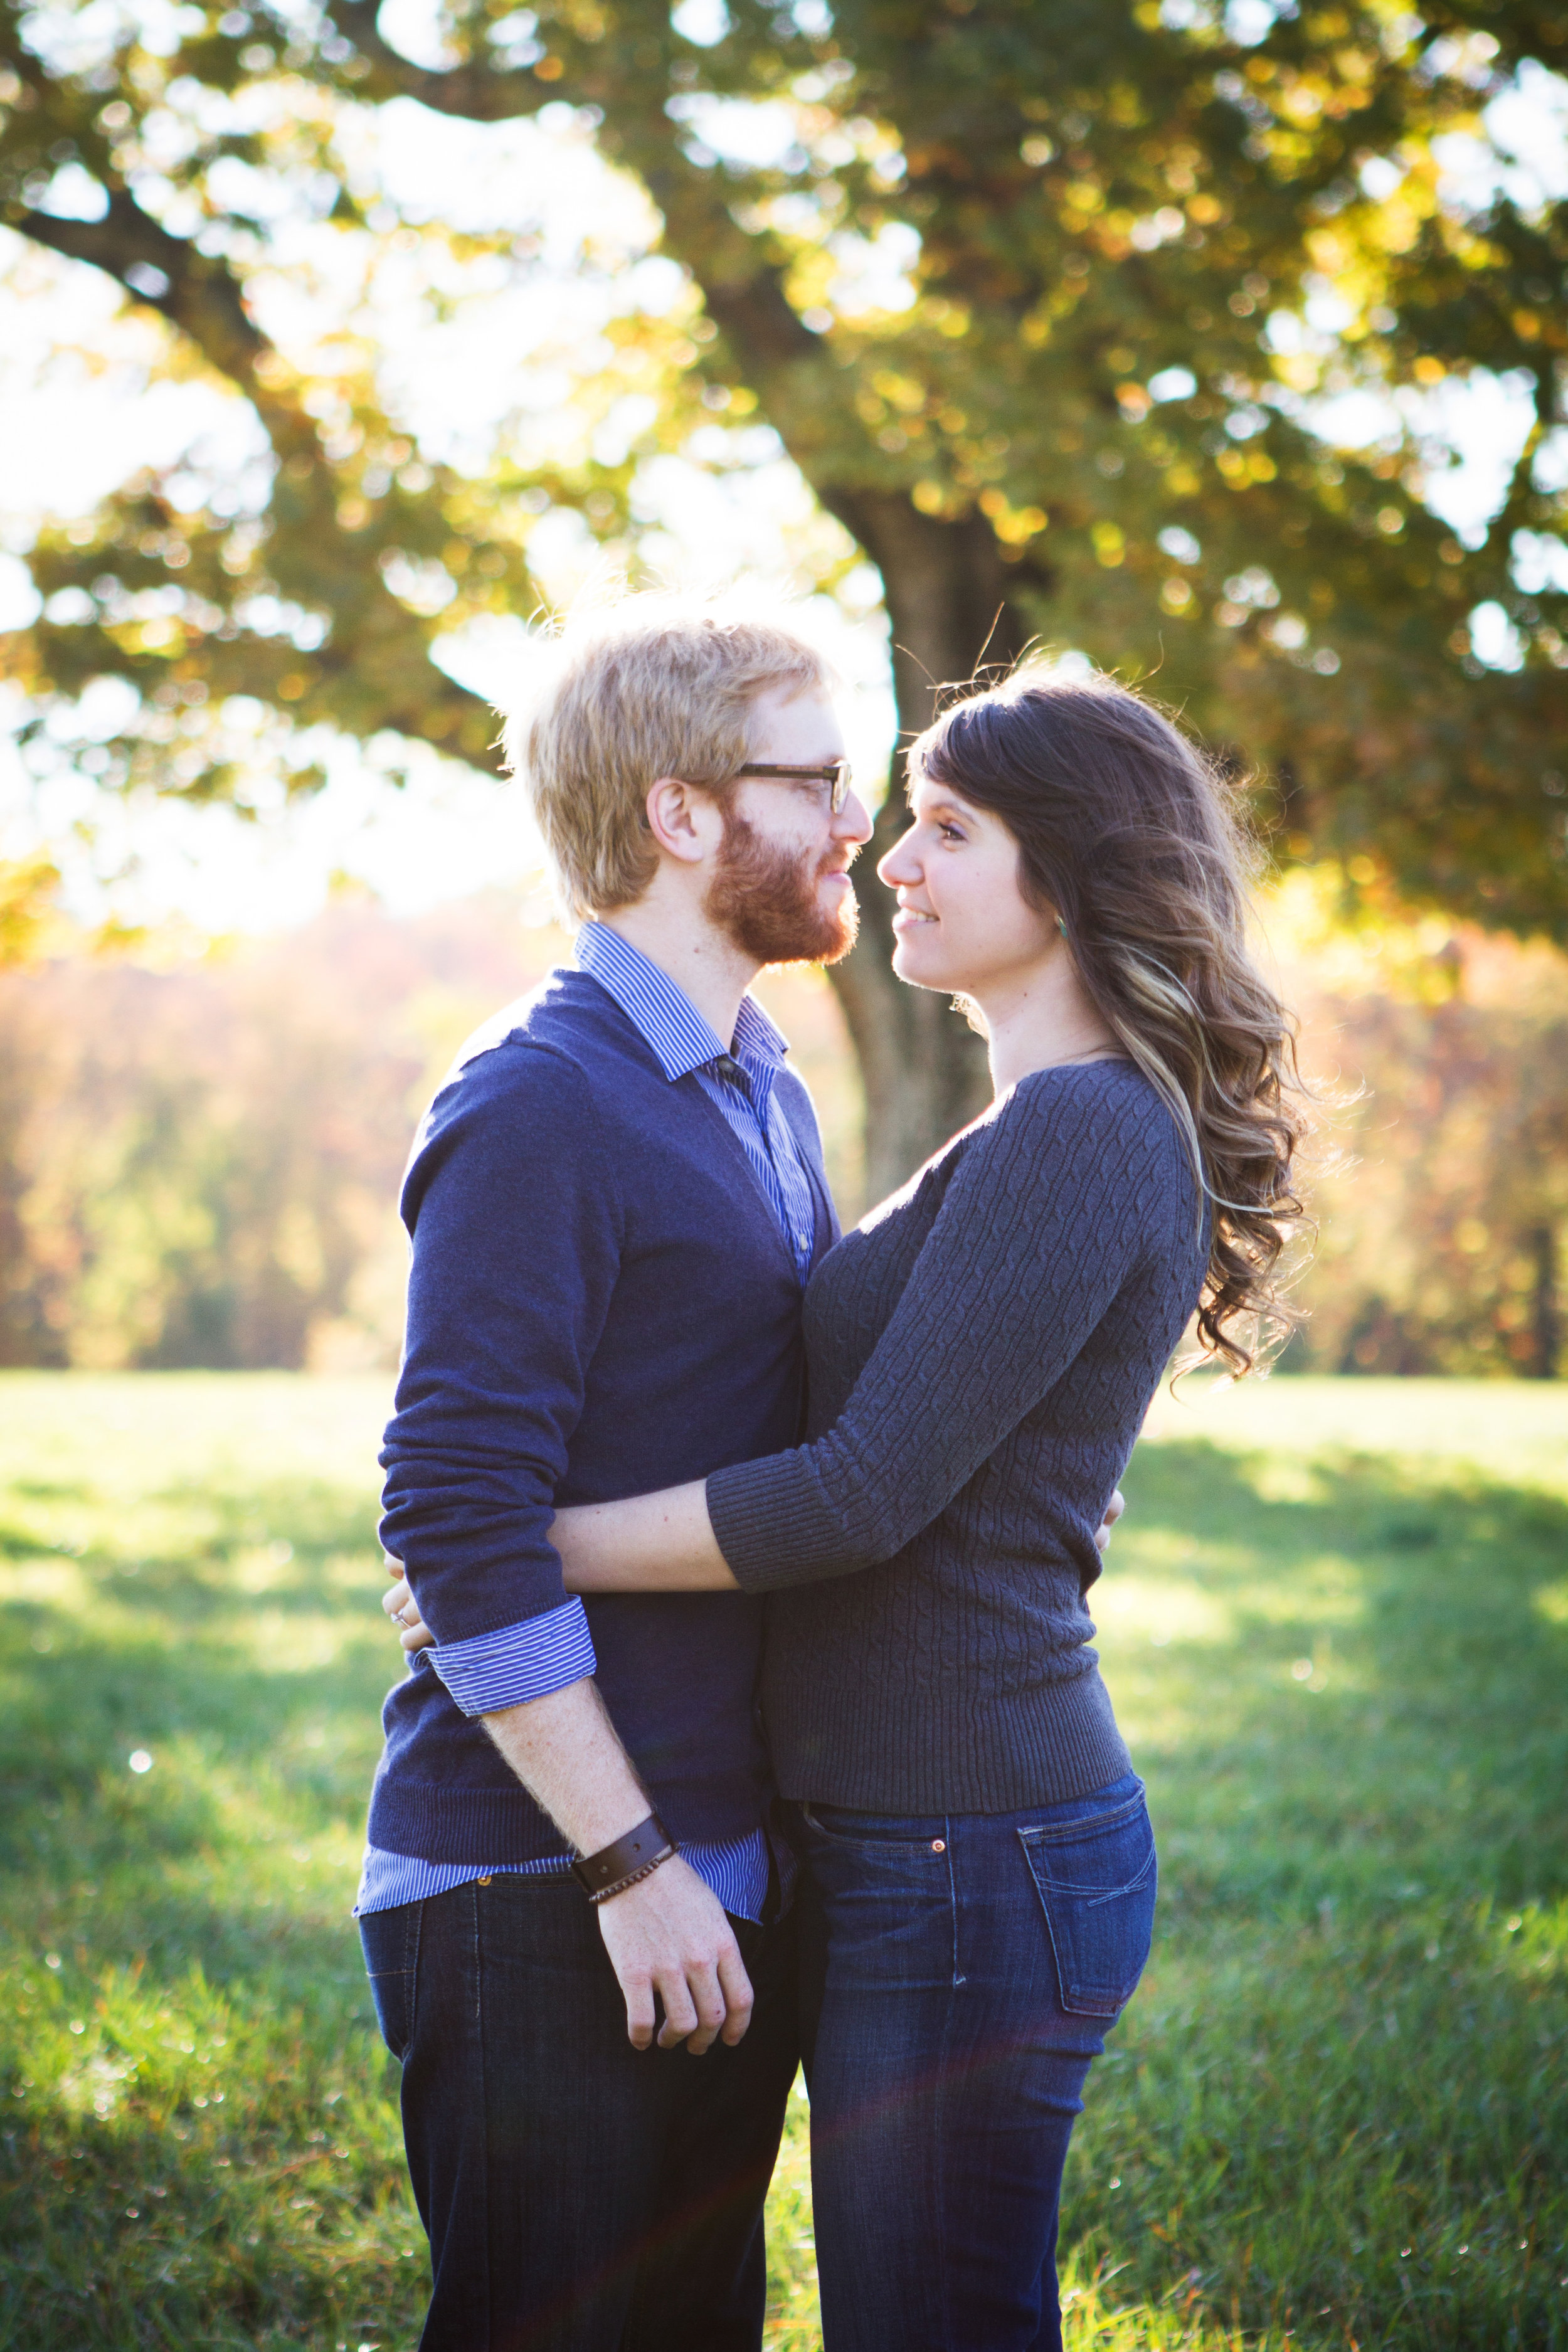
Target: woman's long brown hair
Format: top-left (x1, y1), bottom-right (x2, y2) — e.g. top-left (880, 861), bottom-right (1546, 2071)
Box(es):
top-left (913, 662), bottom-right (1307, 1375)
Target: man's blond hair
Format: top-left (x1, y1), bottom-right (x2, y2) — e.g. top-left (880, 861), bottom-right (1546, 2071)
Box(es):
top-left (501, 591), bottom-right (833, 919)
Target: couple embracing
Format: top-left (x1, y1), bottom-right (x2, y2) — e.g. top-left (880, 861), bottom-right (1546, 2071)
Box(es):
top-left (359, 591), bottom-right (1302, 2351)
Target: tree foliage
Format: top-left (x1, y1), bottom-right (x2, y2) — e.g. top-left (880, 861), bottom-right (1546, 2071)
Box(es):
top-left (0, 849), bottom-right (58, 963)
top-left (4, 0), bottom-right (1567, 1178)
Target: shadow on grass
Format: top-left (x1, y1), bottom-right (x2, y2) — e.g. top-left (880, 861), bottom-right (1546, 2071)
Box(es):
top-left (1110, 1439), bottom-right (1568, 1915)
top-left (1059, 1438), bottom-right (1568, 2350)
top-left (1, 1471), bottom-right (422, 2349)
top-left (0, 1465), bottom-right (395, 1996)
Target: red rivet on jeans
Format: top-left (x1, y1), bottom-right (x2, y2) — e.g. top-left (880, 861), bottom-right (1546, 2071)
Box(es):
top-left (931, 1839), bottom-right (946, 1853)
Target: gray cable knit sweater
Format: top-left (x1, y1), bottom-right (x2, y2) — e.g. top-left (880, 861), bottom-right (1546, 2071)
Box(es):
top-left (706, 1059), bottom-right (1209, 1812)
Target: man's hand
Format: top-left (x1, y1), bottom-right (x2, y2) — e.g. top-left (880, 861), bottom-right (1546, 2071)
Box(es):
top-left (378, 1579), bottom-right (753, 2052)
top-left (479, 1680), bottom-right (755, 2057)
top-left (595, 1855), bottom-right (755, 2055)
top-left (1095, 1489), bottom-right (1126, 1555)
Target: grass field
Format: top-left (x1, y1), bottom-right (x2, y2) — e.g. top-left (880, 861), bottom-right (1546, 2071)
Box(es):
top-left (1, 1372), bottom-right (1564, 2351)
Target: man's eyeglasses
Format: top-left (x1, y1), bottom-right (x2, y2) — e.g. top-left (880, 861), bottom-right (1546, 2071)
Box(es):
top-left (734, 761), bottom-right (853, 815)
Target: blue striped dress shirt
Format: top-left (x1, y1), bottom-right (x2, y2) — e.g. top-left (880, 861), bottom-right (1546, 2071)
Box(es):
top-left (356, 922), bottom-right (813, 1922)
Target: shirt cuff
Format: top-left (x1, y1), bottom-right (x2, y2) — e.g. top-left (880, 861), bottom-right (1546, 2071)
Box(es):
top-left (430, 1597), bottom-right (597, 1718)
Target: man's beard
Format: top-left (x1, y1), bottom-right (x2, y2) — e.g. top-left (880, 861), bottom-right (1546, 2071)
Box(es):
top-left (706, 808), bottom-right (859, 967)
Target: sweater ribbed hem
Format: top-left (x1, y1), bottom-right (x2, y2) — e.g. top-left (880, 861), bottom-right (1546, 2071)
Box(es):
top-left (766, 1665), bottom-right (1132, 1814)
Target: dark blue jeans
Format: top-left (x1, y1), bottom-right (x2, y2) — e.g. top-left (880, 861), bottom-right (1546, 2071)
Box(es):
top-left (361, 1875), bottom-right (799, 2352)
top-left (791, 1772), bottom-right (1156, 2352)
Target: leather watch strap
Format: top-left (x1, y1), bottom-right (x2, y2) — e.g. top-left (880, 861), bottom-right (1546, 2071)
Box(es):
top-left (571, 1813), bottom-right (677, 1903)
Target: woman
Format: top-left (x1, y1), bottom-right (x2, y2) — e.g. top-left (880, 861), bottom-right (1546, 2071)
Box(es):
top-left (389, 662), bottom-right (1304, 2349)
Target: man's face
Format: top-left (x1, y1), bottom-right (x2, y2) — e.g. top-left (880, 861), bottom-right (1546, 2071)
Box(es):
top-left (706, 686), bottom-right (873, 966)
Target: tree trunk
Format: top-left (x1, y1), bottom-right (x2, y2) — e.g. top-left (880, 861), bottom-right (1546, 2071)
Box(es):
top-left (1528, 1221), bottom-right (1560, 1380)
top-left (819, 493), bottom-right (1039, 1204)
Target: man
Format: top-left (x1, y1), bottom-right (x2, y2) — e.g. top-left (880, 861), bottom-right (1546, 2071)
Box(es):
top-left (358, 593), bottom-right (872, 2351)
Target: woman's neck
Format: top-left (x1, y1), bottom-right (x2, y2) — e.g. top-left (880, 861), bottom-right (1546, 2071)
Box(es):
top-left (973, 950), bottom-right (1121, 1098)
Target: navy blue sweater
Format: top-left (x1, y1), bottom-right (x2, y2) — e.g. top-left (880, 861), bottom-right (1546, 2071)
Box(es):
top-left (368, 968), bottom-right (838, 1866)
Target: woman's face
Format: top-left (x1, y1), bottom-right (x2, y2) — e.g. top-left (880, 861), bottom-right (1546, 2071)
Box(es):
top-left (877, 769), bottom-right (1059, 999)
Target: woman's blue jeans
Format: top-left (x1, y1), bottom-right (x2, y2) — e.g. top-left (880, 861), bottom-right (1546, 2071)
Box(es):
top-left (790, 1771), bottom-right (1156, 2352)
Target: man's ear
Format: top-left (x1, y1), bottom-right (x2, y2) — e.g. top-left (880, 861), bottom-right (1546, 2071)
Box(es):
top-left (645, 777), bottom-right (725, 866)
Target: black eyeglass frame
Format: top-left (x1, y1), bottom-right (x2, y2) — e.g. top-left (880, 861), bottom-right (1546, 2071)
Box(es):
top-left (733, 760), bottom-right (853, 815)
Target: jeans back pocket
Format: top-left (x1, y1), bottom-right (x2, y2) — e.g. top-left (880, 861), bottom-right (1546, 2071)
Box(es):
top-left (359, 1900), bottom-right (422, 2062)
top-left (1018, 1790), bottom-right (1157, 2018)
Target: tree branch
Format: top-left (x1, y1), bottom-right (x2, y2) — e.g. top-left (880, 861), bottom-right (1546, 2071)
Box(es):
top-left (12, 186), bottom-right (498, 771)
top-left (15, 191), bottom-right (265, 383)
top-left (324, 0), bottom-right (547, 120)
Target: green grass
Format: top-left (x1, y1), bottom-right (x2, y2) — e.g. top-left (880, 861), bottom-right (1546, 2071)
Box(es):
top-left (1, 1374), bottom-right (1564, 2351)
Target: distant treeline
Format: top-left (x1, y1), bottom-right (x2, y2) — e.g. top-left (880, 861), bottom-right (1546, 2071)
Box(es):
top-left (0, 892), bottom-right (548, 1373)
top-left (0, 893), bottom-right (1562, 1377)
top-left (1285, 930), bottom-right (1565, 1380)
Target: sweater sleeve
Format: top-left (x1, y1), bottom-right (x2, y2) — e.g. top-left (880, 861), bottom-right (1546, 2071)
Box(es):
top-left (378, 1040), bottom-right (623, 1682)
top-left (707, 1069), bottom-right (1179, 1593)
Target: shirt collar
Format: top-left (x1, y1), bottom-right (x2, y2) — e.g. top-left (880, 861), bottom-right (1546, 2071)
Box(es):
top-left (731, 992), bottom-right (790, 1073)
top-left (575, 920), bottom-right (789, 1084)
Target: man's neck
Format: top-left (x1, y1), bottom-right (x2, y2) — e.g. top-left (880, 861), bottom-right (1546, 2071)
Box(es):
top-left (595, 900), bottom-right (760, 1050)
